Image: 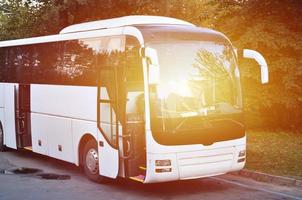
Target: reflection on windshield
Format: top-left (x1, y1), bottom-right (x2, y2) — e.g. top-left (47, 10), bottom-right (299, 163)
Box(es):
top-left (149, 41), bottom-right (241, 119)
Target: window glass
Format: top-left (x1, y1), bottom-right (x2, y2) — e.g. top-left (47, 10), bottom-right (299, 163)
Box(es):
top-left (62, 39), bottom-right (97, 85)
top-left (0, 36), bottom-right (126, 87)
top-left (39, 42), bottom-right (63, 84)
top-left (97, 36), bottom-right (126, 147)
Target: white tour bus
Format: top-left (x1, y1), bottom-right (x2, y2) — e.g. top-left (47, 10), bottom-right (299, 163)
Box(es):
top-left (0, 16), bottom-right (268, 183)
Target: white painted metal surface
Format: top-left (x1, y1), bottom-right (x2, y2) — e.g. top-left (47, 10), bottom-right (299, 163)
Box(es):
top-left (144, 128), bottom-right (246, 183)
top-left (177, 147), bottom-right (235, 179)
top-left (60, 15), bottom-right (195, 34)
top-left (243, 49), bottom-right (269, 84)
top-left (31, 85), bottom-right (97, 121)
top-left (3, 84), bottom-right (17, 149)
top-left (97, 129), bottom-right (119, 178)
top-left (30, 84), bottom-right (98, 161)
top-left (0, 28), bottom-right (124, 47)
top-left (30, 84), bottom-right (120, 178)
top-left (122, 26), bottom-right (144, 45)
top-left (31, 113), bottom-right (49, 155)
top-left (36, 114), bottom-right (73, 162)
top-left (71, 120), bottom-right (98, 166)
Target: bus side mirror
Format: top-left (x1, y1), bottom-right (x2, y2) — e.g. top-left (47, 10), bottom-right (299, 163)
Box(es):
top-left (242, 49), bottom-right (269, 84)
top-left (144, 47), bottom-right (160, 84)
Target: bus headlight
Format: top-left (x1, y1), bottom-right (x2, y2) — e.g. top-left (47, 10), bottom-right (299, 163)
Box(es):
top-left (155, 159), bottom-right (171, 166)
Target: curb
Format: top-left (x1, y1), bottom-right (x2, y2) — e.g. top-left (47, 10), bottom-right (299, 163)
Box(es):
top-left (230, 169), bottom-right (302, 189)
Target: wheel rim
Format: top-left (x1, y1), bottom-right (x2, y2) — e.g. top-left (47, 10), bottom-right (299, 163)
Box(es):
top-left (85, 148), bottom-right (99, 175)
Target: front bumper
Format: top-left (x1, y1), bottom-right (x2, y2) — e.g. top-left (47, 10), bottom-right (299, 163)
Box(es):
top-left (144, 145), bottom-right (245, 183)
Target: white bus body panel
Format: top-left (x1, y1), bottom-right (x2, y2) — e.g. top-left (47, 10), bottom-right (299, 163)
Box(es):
top-left (60, 15), bottom-right (195, 34)
top-left (72, 119), bottom-right (98, 166)
top-left (2, 83), bottom-right (17, 149)
top-left (31, 85), bottom-right (97, 121)
top-left (30, 84), bottom-right (98, 161)
top-left (122, 26), bottom-right (144, 45)
top-left (31, 113), bottom-right (73, 162)
top-left (30, 84), bottom-right (119, 178)
top-left (98, 87), bottom-right (121, 178)
top-left (0, 27), bottom-right (124, 48)
top-left (97, 129), bottom-right (119, 178)
top-left (144, 130), bottom-right (246, 183)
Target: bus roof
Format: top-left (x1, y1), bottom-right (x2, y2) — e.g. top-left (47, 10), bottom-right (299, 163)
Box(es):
top-left (136, 25), bottom-right (231, 45)
top-left (59, 15), bottom-right (195, 34)
top-left (0, 16), bottom-right (232, 48)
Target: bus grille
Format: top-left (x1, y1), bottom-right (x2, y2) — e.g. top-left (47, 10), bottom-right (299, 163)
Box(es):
top-left (177, 147), bottom-right (235, 179)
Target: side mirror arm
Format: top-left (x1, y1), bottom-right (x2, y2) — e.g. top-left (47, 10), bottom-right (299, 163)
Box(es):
top-left (243, 49), bottom-right (269, 84)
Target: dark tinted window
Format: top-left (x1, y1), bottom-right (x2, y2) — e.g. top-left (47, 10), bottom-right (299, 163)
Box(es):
top-left (0, 48), bottom-right (8, 82)
top-left (1, 42), bottom-right (63, 84)
top-left (62, 39), bottom-right (97, 85)
top-left (31, 42), bottom-right (62, 84)
top-left (0, 36), bottom-right (129, 86)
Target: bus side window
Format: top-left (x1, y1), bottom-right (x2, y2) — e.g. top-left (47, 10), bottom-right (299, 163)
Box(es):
top-left (1, 46), bottom-right (28, 83)
top-left (7, 47), bottom-right (20, 83)
top-left (16, 46), bottom-right (32, 83)
top-left (62, 39), bottom-right (97, 86)
top-left (31, 42), bottom-right (62, 84)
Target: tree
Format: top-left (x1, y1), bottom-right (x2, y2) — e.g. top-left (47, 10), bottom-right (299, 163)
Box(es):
top-left (214, 0), bottom-right (302, 129)
top-left (0, 0), bottom-right (62, 40)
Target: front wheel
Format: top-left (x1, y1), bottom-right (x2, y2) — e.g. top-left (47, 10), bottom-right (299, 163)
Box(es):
top-left (83, 139), bottom-right (108, 183)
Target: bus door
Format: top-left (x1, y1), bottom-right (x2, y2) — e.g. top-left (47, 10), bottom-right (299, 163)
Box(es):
top-left (97, 65), bottom-right (125, 178)
top-left (123, 36), bottom-right (146, 178)
top-left (15, 84), bottom-right (31, 148)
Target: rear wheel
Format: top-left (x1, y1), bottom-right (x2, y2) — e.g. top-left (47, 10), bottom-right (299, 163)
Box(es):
top-left (0, 124), bottom-right (5, 152)
top-left (83, 139), bottom-right (108, 183)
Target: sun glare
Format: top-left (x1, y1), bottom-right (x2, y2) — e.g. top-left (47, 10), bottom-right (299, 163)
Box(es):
top-left (157, 79), bottom-right (192, 99)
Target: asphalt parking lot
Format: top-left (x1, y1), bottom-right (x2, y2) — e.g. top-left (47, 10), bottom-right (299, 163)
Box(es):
top-left (0, 150), bottom-right (301, 200)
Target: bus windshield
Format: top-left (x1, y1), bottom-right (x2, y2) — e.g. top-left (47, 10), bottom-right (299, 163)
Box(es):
top-left (149, 41), bottom-right (242, 120)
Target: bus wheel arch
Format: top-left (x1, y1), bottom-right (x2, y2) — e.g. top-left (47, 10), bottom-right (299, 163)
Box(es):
top-left (78, 134), bottom-right (108, 183)
top-left (78, 134), bottom-right (96, 167)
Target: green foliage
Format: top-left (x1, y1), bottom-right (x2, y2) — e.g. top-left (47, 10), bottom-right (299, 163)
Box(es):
top-left (0, 0), bottom-right (301, 130)
top-left (246, 130), bottom-right (302, 180)
top-left (219, 0), bottom-right (302, 130)
top-left (0, 0), bottom-right (61, 40)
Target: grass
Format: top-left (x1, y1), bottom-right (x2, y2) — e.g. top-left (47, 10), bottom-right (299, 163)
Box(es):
top-left (246, 130), bottom-right (302, 180)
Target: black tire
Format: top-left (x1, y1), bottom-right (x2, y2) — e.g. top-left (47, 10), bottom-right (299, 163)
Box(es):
top-left (0, 124), bottom-right (6, 152)
top-left (82, 139), bottom-right (108, 183)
